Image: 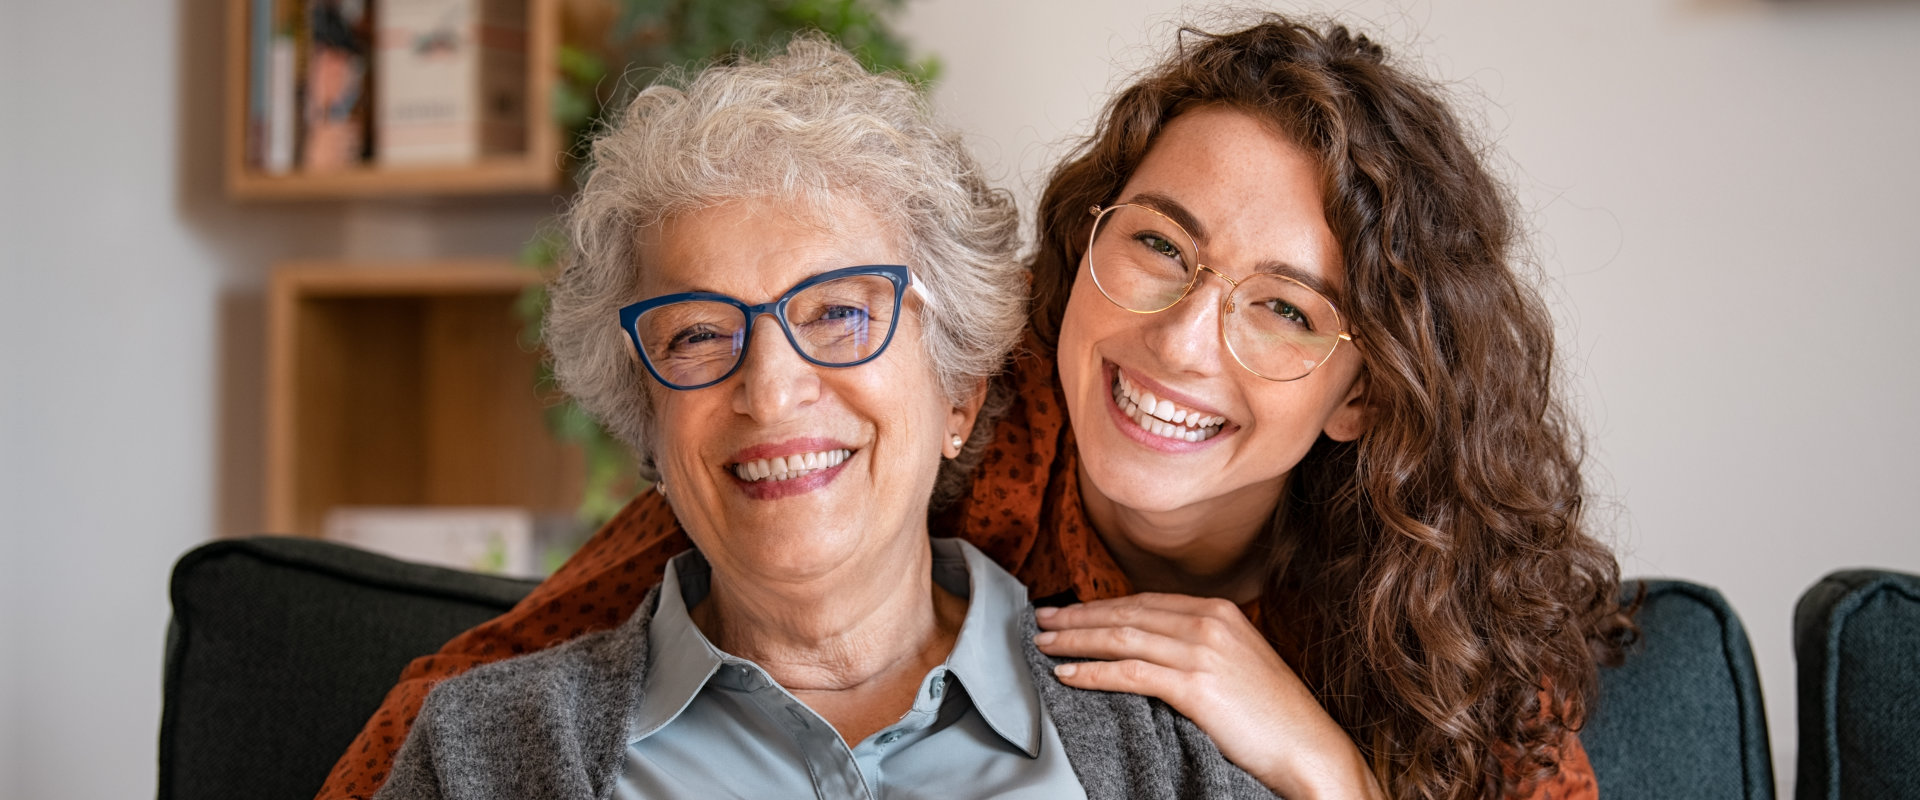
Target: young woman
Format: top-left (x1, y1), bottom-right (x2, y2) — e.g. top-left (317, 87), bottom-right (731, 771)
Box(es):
top-left (320, 15), bottom-right (1632, 800)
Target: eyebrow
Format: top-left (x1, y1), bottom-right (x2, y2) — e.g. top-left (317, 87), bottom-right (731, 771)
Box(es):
top-left (1119, 191), bottom-right (1346, 306)
top-left (1124, 191), bottom-right (1210, 243)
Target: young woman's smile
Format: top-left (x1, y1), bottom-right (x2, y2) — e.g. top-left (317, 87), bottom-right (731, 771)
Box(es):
top-left (1102, 360), bottom-right (1237, 452)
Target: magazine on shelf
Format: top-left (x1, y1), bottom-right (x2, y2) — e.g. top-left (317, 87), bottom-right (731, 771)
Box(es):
top-left (301, 0), bottom-right (374, 171)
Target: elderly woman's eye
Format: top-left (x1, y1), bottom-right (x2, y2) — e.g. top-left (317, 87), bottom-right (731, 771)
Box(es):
top-left (817, 304), bottom-right (870, 323)
top-left (669, 325), bottom-right (729, 350)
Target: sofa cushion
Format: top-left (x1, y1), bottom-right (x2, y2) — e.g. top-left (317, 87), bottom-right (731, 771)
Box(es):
top-left (158, 536), bottom-right (537, 800)
top-left (1795, 569), bottom-right (1920, 800)
top-left (1584, 580), bottom-right (1775, 800)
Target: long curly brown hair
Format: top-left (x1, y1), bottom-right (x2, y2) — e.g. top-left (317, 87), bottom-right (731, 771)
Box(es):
top-left (1029, 15), bottom-right (1638, 799)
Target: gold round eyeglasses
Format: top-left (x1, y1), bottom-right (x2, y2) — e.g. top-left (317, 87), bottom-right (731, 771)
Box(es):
top-left (1086, 203), bottom-right (1352, 381)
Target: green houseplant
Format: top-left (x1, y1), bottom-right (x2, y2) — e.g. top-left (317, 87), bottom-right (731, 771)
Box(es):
top-left (518, 0), bottom-right (935, 532)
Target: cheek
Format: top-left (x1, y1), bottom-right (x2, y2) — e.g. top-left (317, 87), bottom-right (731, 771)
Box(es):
top-left (1057, 278), bottom-right (1115, 393)
top-left (1244, 379), bottom-right (1349, 453)
top-left (649, 395), bottom-right (707, 478)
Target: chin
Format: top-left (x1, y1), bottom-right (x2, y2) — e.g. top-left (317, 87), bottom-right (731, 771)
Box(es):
top-left (1083, 457), bottom-right (1206, 515)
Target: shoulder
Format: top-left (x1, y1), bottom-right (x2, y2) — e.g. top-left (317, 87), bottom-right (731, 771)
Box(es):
top-left (415, 585), bottom-right (662, 736)
top-left (384, 586), bottom-right (664, 799)
top-left (1016, 609), bottom-right (1278, 800)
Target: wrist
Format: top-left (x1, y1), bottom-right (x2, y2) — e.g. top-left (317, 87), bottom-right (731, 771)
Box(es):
top-left (1256, 738), bottom-right (1382, 800)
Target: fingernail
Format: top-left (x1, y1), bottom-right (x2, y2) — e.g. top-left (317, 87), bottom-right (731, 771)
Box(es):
top-left (1033, 631), bottom-right (1056, 646)
top-left (1035, 606), bottom-right (1057, 619)
top-left (1055, 663), bottom-right (1077, 678)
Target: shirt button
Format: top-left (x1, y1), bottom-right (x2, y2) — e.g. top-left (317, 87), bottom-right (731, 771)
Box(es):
top-left (928, 680), bottom-right (944, 700)
top-left (878, 731), bottom-right (903, 745)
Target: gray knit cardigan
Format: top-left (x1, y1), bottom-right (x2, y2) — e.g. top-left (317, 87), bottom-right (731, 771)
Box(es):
top-left (374, 585), bottom-right (1279, 800)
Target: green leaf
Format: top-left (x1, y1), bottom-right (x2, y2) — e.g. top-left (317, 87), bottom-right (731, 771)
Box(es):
top-left (557, 44), bottom-right (608, 83)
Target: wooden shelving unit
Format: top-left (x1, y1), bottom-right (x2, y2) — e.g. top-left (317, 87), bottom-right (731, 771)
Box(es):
top-left (224, 0), bottom-right (565, 200)
top-left (265, 261), bottom-right (585, 536)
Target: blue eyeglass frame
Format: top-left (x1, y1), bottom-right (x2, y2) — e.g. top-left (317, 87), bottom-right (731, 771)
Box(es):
top-left (617, 264), bottom-right (914, 391)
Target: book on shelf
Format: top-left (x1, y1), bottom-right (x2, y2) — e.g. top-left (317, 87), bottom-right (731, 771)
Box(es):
top-left (257, 0), bottom-right (304, 173)
top-left (247, 0), bottom-right (270, 167)
top-left (375, 0), bottom-right (529, 166)
top-left (243, 0), bottom-right (534, 176)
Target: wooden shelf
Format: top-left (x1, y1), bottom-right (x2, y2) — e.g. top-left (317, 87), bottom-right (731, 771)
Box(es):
top-left (265, 261), bottom-right (585, 536)
top-left (225, 0), bottom-right (565, 200)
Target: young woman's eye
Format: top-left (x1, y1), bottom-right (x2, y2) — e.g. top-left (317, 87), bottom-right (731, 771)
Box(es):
top-left (1136, 233), bottom-right (1185, 263)
top-left (1259, 299), bottom-right (1311, 329)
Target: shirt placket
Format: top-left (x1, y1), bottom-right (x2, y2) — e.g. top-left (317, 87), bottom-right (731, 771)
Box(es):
top-left (734, 662), bottom-right (874, 800)
top-left (851, 668), bottom-right (951, 797)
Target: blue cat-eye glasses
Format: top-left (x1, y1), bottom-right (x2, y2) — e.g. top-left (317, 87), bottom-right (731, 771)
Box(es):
top-left (618, 264), bottom-right (915, 391)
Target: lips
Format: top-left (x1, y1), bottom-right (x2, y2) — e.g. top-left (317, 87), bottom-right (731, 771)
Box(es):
top-left (722, 438), bottom-right (858, 500)
top-left (1110, 368), bottom-right (1228, 443)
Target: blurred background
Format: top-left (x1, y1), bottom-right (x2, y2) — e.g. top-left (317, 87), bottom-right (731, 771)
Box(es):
top-left (3, 0), bottom-right (1917, 796)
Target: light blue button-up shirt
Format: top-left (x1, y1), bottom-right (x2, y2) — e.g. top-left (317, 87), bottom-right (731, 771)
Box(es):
top-left (615, 538), bottom-right (1088, 800)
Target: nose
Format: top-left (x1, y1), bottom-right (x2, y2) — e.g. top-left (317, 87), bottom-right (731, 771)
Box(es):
top-left (1141, 267), bottom-right (1230, 376)
top-left (731, 313), bottom-right (822, 422)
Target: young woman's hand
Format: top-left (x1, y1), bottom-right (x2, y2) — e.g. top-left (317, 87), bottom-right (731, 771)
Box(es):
top-left (1034, 593), bottom-right (1387, 800)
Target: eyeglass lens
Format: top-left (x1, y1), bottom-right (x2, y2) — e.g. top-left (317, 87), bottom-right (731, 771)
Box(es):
top-left (1089, 204), bottom-right (1344, 380)
top-left (632, 273), bottom-right (899, 388)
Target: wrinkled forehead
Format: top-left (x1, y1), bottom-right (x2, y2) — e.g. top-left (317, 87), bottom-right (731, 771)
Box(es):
top-left (631, 192), bottom-right (909, 296)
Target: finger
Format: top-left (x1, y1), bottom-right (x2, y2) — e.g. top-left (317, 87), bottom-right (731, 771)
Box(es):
top-left (1037, 595), bottom-right (1249, 639)
top-left (1052, 658), bottom-right (1192, 704)
top-left (1033, 625), bottom-right (1202, 670)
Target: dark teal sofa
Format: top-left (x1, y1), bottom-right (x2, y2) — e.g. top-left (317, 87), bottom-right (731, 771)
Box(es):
top-left (1794, 568), bottom-right (1920, 800)
top-left (157, 537), bottom-right (1781, 800)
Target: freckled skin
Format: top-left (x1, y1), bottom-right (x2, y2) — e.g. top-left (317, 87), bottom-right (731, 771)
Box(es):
top-left (1042, 108), bottom-right (1387, 797)
top-left (1056, 106), bottom-right (1369, 593)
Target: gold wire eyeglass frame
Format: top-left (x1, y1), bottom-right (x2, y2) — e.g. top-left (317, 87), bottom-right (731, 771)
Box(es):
top-left (1086, 203), bottom-right (1354, 382)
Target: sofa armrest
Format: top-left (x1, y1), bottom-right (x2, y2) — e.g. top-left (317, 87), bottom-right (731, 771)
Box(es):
top-left (158, 536), bottom-right (537, 800)
top-left (1584, 579), bottom-right (1774, 800)
top-left (1794, 568), bottom-right (1920, 800)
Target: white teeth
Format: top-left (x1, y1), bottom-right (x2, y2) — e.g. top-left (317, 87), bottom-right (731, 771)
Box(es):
top-left (732, 449), bottom-right (851, 483)
top-left (1110, 369), bottom-right (1228, 443)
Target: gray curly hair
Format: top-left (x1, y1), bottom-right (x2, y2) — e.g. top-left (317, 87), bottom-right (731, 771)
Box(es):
top-left (545, 34), bottom-right (1026, 508)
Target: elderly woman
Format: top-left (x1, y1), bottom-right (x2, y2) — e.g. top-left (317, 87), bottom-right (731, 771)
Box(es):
top-left (370, 38), bottom-right (1270, 800)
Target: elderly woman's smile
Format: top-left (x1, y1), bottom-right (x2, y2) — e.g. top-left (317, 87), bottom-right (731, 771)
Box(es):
top-left (726, 441), bottom-right (853, 488)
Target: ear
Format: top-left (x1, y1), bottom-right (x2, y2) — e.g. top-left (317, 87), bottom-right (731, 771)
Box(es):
top-left (1322, 371), bottom-right (1372, 443)
top-left (944, 376), bottom-right (990, 458)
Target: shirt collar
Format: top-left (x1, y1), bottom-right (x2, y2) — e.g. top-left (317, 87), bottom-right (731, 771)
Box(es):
top-left (933, 537), bottom-right (1044, 756)
top-left (627, 540), bottom-right (1044, 757)
top-left (628, 549), bottom-right (726, 743)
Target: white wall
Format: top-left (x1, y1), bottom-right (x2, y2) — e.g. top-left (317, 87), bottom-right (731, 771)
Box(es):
top-left (1, 2), bottom-right (550, 798)
top-left (1, 0), bottom-right (1915, 797)
top-left (3, 3), bottom-right (26, 795)
top-left (6, 3), bottom-right (238, 797)
top-left (897, 0), bottom-right (1920, 791)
